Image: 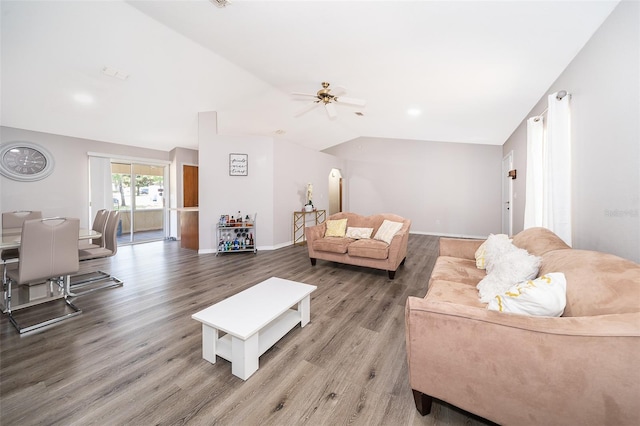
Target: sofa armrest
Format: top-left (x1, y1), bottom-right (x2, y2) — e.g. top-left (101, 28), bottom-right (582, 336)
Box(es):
top-left (438, 237), bottom-right (484, 260)
top-left (405, 296), bottom-right (640, 425)
top-left (387, 222), bottom-right (411, 267)
top-left (305, 223), bottom-right (326, 244)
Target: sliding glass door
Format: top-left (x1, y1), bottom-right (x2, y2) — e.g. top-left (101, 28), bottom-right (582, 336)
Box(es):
top-left (111, 162), bottom-right (166, 244)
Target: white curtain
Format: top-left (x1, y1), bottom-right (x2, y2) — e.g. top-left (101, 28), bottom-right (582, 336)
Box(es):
top-left (523, 92), bottom-right (572, 246)
top-left (524, 116), bottom-right (544, 229)
top-left (544, 92), bottom-right (572, 246)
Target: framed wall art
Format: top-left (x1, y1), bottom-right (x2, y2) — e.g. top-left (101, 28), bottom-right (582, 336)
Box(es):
top-left (229, 153), bottom-right (248, 176)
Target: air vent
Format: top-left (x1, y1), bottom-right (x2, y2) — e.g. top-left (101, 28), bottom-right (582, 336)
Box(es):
top-left (102, 66), bottom-right (129, 81)
top-left (210, 0), bottom-right (231, 8)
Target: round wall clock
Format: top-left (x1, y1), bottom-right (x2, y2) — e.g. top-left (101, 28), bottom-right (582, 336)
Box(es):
top-left (0, 141), bottom-right (55, 182)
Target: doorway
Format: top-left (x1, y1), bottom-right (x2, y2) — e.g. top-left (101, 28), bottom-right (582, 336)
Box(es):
top-left (328, 168), bottom-right (343, 215)
top-left (502, 152), bottom-right (513, 236)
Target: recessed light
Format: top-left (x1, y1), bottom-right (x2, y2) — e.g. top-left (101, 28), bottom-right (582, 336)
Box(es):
top-left (73, 93), bottom-right (94, 104)
top-left (407, 108), bottom-right (422, 116)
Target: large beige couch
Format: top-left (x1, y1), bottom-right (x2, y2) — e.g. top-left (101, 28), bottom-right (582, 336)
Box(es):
top-left (305, 212), bottom-right (410, 279)
top-left (405, 227), bottom-right (640, 426)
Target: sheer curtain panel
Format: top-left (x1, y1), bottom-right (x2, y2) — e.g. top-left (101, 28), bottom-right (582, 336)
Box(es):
top-left (524, 116), bottom-right (545, 229)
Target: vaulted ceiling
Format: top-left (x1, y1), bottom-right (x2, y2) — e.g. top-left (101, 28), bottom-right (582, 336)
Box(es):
top-left (1, 0), bottom-right (619, 152)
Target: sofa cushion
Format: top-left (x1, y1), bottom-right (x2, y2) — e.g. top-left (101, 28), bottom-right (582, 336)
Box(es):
top-left (325, 219), bottom-right (348, 237)
top-left (345, 227), bottom-right (374, 239)
top-left (373, 219), bottom-right (403, 244)
top-left (430, 256), bottom-right (487, 286)
top-left (512, 227), bottom-right (571, 256)
top-left (312, 237), bottom-right (354, 254)
top-left (426, 279), bottom-right (486, 309)
top-left (347, 239), bottom-right (389, 259)
top-left (539, 249), bottom-right (640, 317)
top-left (487, 272), bottom-right (567, 317)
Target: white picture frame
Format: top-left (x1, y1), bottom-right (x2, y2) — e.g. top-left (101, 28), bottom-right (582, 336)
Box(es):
top-left (229, 153), bottom-right (248, 176)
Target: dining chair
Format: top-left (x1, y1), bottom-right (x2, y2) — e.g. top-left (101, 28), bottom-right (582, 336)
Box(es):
top-left (78, 209), bottom-right (108, 249)
top-left (3, 217), bottom-right (81, 333)
top-left (2, 210), bottom-right (43, 284)
top-left (70, 210), bottom-right (123, 295)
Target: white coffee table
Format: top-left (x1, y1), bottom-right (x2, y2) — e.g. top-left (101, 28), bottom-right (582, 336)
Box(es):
top-left (192, 277), bottom-right (317, 380)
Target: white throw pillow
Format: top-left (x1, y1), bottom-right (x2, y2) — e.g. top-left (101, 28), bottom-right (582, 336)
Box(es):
top-left (487, 273), bottom-right (567, 317)
top-left (477, 242), bottom-right (541, 303)
top-left (482, 234), bottom-right (514, 272)
top-left (345, 227), bottom-right (374, 239)
top-left (475, 234), bottom-right (509, 269)
top-left (373, 220), bottom-right (403, 244)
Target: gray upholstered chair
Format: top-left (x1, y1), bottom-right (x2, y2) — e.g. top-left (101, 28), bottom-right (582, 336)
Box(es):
top-left (71, 210), bottom-right (123, 295)
top-left (78, 209), bottom-right (108, 249)
top-left (4, 217), bottom-right (81, 333)
top-left (2, 210), bottom-right (43, 283)
top-left (78, 210), bottom-right (119, 260)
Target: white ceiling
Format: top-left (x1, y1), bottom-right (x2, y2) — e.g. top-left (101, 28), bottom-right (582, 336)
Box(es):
top-left (1, 0), bottom-right (619, 152)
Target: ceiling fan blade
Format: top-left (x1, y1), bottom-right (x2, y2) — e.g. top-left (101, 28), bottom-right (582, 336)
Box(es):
top-left (295, 101), bottom-right (320, 117)
top-left (291, 92), bottom-right (319, 98)
top-left (331, 85), bottom-right (347, 97)
top-left (325, 102), bottom-right (337, 118)
top-left (335, 96), bottom-right (366, 107)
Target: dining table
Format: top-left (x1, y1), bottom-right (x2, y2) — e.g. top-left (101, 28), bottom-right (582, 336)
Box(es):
top-left (0, 228), bottom-right (101, 251)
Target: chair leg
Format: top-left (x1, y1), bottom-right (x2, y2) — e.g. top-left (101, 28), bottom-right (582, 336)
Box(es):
top-left (5, 276), bottom-right (82, 334)
top-left (68, 271), bottom-right (123, 296)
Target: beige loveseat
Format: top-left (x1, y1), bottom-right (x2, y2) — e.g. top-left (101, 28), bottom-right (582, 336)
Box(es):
top-left (405, 227), bottom-right (640, 426)
top-left (305, 212), bottom-right (410, 279)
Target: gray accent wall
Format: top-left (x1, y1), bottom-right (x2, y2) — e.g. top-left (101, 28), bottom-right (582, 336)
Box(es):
top-left (0, 126), bottom-right (170, 228)
top-left (503, 0), bottom-right (639, 262)
top-left (324, 137), bottom-right (503, 238)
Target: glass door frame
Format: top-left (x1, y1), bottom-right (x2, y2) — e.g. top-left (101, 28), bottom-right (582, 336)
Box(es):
top-left (110, 158), bottom-right (170, 245)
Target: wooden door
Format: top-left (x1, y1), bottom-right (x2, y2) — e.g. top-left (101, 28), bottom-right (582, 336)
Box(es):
top-left (182, 165), bottom-right (199, 250)
top-left (183, 165), bottom-right (198, 207)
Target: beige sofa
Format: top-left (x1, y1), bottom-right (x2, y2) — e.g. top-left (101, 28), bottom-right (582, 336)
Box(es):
top-left (305, 212), bottom-right (410, 279)
top-left (405, 227), bottom-right (640, 426)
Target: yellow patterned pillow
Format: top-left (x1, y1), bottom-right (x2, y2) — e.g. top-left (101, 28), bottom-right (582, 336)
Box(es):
top-left (475, 241), bottom-right (488, 269)
top-left (325, 219), bottom-right (348, 237)
top-left (487, 273), bottom-right (567, 317)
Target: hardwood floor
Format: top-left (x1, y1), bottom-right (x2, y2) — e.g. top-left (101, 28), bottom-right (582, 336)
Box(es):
top-left (0, 234), bottom-right (494, 426)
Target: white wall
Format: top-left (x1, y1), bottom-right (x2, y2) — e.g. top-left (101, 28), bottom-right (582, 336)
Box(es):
top-left (0, 126), bottom-right (169, 227)
top-left (324, 137), bottom-right (502, 238)
top-left (273, 140), bottom-right (344, 247)
top-left (197, 112), bottom-right (275, 253)
top-left (197, 112), bottom-right (344, 252)
top-left (503, 0), bottom-right (640, 262)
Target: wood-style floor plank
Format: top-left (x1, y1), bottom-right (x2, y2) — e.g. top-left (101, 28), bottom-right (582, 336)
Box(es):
top-left (0, 235), bottom-right (494, 426)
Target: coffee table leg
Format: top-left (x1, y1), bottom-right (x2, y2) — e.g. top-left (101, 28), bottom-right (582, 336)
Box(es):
top-left (231, 333), bottom-right (259, 380)
top-left (202, 324), bottom-right (218, 364)
top-left (299, 295), bottom-right (311, 327)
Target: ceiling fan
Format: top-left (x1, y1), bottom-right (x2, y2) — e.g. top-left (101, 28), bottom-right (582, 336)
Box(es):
top-left (292, 82), bottom-right (366, 118)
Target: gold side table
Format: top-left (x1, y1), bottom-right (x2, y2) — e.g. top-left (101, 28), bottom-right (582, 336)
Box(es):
top-left (293, 209), bottom-right (326, 245)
